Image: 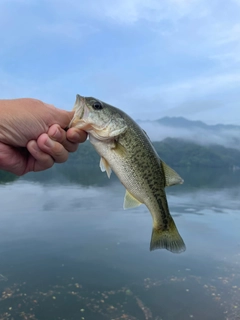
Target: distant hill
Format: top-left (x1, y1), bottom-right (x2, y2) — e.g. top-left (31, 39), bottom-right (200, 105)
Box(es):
top-left (154, 116), bottom-right (240, 131)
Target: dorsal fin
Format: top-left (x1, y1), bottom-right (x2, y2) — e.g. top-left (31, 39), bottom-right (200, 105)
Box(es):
top-left (142, 129), bottom-right (151, 140)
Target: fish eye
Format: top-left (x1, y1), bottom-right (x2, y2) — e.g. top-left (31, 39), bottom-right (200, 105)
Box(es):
top-left (92, 101), bottom-right (103, 110)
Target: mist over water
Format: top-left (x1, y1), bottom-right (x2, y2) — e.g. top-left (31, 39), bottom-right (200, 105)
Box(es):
top-left (138, 118), bottom-right (240, 149)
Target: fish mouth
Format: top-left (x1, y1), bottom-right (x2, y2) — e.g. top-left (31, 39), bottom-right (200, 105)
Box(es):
top-left (75, 94), bottom-right (85, 119)
top-left (69, 95), bottom-right (112, 135)
top-left (69, 94), bottom-right (87, 128)
top-left (69, 94), bottom-right (118, 138)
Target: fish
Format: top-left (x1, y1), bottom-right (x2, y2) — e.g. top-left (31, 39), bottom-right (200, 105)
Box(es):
top-left (69, 94), bottom-right (186, 253)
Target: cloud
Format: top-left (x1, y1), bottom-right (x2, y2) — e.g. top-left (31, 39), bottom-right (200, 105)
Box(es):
top-left (166, 100), bottom-right (223, 117)
top-left (97, 0), bottom-right (200, 24)
top-left (210, 52), bottom-right (240, 66)
top-left (38, 22), bottom-right (98, 40)
top-left (0, 70), bottom-right (35, 99)
top-left (215, 23), bottom-right (240, 45)
top-left (44, 0), bottom-right (197, 24)
top-left (131, 72), bottom-right (240, 107)
top-left (138, 120), bottom-right (240, 149)
top-left (232, 0), bottom-right (240, 6)
top-left (0, 0), bottom-right (97, 49)
top-left (0, 0), bottom-right (240, 125)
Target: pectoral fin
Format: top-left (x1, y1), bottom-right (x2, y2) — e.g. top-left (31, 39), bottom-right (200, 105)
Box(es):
top-left (112, 140), bottom-right (127, 158)
top-left (123, 190), bottom-right (142, 209)
top-left (100, 157), bottom-right (112, 178)
top-left (161, 160), bottom-right (184, 187)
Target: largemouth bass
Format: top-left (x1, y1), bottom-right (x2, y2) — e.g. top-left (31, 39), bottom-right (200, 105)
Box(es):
top-left (69, 94), bottom-right (186, 253)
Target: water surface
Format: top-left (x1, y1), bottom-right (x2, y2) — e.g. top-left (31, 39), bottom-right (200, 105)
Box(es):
top-left (0, 167), bottom-right (240, 320)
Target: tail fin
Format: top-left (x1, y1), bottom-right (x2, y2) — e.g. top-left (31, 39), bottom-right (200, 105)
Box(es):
top-left (150, 217), bottom-right (186, 253)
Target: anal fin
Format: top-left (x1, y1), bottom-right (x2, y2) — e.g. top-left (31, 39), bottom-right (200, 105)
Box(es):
top-left (123, 190), bottom-right (142, 209)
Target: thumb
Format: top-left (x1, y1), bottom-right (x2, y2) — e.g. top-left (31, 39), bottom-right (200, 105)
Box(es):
top-left (49, 109), bottom-right (75, 129)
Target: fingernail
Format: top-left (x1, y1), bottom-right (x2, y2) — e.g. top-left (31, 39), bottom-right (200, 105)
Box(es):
top-left (71, 132), bottom-right (81, 140)
top-left (45, 137), bottom-right (54, 148)
top-left (51, 128), bottom-right (62, 141)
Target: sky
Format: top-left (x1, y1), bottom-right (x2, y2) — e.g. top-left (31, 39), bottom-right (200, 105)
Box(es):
top-left (1, 0), bottom-right (240, 124)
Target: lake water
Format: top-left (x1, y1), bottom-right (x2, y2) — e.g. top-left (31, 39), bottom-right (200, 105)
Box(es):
top-left (0, 166), bottom-right (240, 320)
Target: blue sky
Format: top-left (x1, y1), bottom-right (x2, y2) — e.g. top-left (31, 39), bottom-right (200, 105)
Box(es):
top-left (1, 0), bottom-right (240, 124)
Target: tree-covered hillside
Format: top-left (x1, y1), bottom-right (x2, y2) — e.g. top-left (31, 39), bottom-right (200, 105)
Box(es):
top-left (154, 138), bottom-right (240, 168)
top-left (66, 138), bottom-right (240, 168)
top-left (1, 137), bottom-right (239, 182)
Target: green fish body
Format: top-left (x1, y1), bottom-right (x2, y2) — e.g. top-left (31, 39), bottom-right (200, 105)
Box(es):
top-left (70, 94), bottom-right (186, 253)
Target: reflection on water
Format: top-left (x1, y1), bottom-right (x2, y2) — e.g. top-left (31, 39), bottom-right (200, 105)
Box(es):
top-left (0, 167), bottom-right (240, 319)
top-left (21, 165), bottom-right (240, 188)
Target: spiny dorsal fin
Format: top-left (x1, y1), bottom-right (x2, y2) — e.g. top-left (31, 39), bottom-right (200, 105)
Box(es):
top-left (161, 160), bottom-right (184, 187)
top-left (142, 129), bottom-right (151, 140)
top-left (99, 157), bottom-right (112, 178)
top-left (123, 190), bottom-right (142, 209)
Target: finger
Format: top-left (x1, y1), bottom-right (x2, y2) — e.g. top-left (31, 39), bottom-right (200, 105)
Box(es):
top-left (37, 133), bottom-right (69, 163)
top-left (66, 127), bottom-right (88, 144)
top-left (0, 142), bottom-right (27, 175)
top-left (48, 124), bottom-right (79, 153)
top-left (27, 140), bottom-right (54, 172)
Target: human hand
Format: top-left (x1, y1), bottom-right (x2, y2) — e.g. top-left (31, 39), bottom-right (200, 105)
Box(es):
top-left (0, 98), bottom-right (87, 175)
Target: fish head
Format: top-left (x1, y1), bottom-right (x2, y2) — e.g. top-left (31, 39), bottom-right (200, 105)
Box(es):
top-left (69, 94), bottom-right (127, 140)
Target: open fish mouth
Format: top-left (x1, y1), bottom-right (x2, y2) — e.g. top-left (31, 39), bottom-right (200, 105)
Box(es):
top-left (68, 95), bottom-right (87, 128)
top-left (69, 94), bottom-right (115, 134)
top-left (75, 95), bottom-right (86, 119)
top-left (75, 94), bottom-right (86, 119)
